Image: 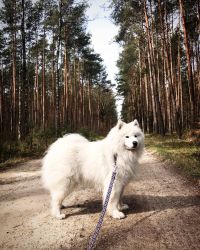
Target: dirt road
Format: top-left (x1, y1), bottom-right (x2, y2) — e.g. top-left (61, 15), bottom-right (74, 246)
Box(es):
top-left (0, 151), bottom-right (200, 250)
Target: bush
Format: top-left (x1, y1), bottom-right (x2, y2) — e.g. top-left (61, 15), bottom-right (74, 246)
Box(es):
top-left (145, 134), bottom-right (200, 179)
top-left (78, 127), bottom-right (100, 141)
top-left (0, 127), bottom-right (103, 166)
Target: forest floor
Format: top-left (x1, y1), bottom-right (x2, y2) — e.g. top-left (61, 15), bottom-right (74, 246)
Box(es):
top-left (0, 150), bottom-right (200, 250)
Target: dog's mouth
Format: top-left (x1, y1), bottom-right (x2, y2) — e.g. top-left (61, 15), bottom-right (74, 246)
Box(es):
top-left (125, 146), bottom-right (137, 151)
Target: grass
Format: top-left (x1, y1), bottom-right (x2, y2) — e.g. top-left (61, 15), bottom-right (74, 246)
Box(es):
top-left (145, 134), bottom-right (200, 179)
top-left (0, 139), bottom-right (50, 171)
top-left (2, 130), bottom-right (199, 180)
top-left (0, 128), bottom-right (102, 171)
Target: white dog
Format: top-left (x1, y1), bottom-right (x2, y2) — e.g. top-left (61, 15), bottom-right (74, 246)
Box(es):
top-left (42, 119), bottom-right (144, 219)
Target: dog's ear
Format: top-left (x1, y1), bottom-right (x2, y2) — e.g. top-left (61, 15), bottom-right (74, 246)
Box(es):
top-left (132, 119), bottom-right (139, 127)
top-left (117, 120), bottom-right (124, 130)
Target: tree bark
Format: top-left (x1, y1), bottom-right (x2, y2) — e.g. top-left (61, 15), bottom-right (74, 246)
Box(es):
top-left (0, 61), bottom-right (3, 138)
top-left (19, 0), bottom-right (29, 140)
top-left (42, 28), bottom-right (46, 131)
top-left (55, 0), bottom-right (63, 136)
top-left (144, 0), bottom-right (165, 135)
top-left (63, 37), bottom-right (68, 127)
top-left (179, 0), bottom-right (195, 125)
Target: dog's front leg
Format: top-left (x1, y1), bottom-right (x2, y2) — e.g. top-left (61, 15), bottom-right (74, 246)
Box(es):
top-left (103, 180), bottom-right (125, 219)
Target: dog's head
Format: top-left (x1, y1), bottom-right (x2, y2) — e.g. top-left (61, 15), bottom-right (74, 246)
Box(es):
top-left (116, 120), bottom-right (144, 152)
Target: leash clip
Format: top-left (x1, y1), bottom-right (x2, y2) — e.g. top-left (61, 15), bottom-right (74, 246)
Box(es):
top-left (113, 153), bottom-right (118, 165)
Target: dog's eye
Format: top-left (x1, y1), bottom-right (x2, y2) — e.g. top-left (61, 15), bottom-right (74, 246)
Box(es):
top-left (125, 136), bottom-right (129, 138)
top-left (135, 135), bottom-right (137, 138)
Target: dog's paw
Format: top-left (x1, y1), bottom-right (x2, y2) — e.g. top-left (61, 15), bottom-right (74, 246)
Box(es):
top-left (118, 203), bottom-right (129, 211)
top-left (111, 210), bottom-right (125, 219)
top-left (55, 213), bottom-right (66, 220)
top-left (52, 212), bottom-right (66, 220)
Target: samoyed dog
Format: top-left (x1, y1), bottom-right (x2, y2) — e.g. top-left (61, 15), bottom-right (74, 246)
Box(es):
top-left (42, 119), bottom-right (144, 219)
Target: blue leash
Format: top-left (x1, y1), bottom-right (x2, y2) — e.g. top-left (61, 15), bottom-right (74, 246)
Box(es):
top-left (87, 154), bottom-right (118, 250)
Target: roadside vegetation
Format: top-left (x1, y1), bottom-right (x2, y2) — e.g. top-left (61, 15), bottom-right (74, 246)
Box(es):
top-left (0, 0), bottom-right (117, 167)
top-left (111, 0), bottom-right (200, 138)
top-left (0, 0), bottom-right (117, 161)
top-left (110, 0), bottom-right (200, 181)
top-left (0, 128), bottom-right (100, 170)
top-left (145, 134), bottom-right (200, 179)
top-left (0, 0), bottom-right (199, 179)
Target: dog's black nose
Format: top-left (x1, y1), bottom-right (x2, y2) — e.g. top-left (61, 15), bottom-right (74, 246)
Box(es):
top-left (133, 141), bottom-right (138, 147)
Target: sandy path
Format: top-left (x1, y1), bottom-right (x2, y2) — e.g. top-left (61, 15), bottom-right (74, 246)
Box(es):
top-left (0, 151), bottom-right (200, 250)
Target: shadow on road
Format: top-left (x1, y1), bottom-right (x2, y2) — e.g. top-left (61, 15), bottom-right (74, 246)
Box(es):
top-left (63, 194), bottom-right (200, 218)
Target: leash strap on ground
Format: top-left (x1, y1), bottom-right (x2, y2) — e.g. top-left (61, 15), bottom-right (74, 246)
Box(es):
top-left (87, 154), bottom-right (118, 250)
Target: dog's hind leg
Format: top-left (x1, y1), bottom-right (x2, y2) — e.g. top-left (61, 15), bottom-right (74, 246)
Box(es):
top-left (51, 189), bottom-right (67, 219)
top-left (118, 187), bottom-right (129, 211)
top-left (119, 201), bottom-right (129, 211)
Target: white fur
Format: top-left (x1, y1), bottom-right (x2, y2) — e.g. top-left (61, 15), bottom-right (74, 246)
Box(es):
top-left (42, 120), bottom-right (144, 219)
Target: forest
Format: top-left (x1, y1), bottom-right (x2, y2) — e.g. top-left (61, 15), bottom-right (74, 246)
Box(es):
top-left (111, 0), bottom-right (200, 138)
top-left (0, 0), bottom-right (117, 161)
top-left (0, 0), bottom-right (200, 162)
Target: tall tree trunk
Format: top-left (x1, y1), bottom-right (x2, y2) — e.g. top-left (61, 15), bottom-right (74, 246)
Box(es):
top-left (158, 0), bottom-right (175, 133)
top-left (97, 88), bottom-right (100, 131)
top-left (138, 41), bottom-right (144, 129)
top-left (144, 71), bottom-right (150, 133)
top-left (51, 35), bottom-right (56, 129)
top-left (179, 0), bottom-right (195, 125)
top-left (42, 28), bottom-right (46, 131)
top-left (144, 1), bottom-right (158, 133)
top-left (11, 30), bottom-right (17, 139)
top-left (177, 18), bottom-right (183, 138)
top-left (81, 70), bottom-right (85, 127)
top-left (19, 0), bottom-right (29, 140)
top-left (77, 58), bottom-right (81, 128)
top-left (146, 0), bottom-right (165, 135)
top-left (0, 61), bottom-right (3, 139)
top-left (63, 39), bottom-right (68, 127)
top-left (73, 56), bottom-right (77, 130)
top-left (88, 79), bottom-right (92, 129)
top-left (55, 0), bottom-right (63, 136)
top-left (34, 45), bottom-right (39, 126)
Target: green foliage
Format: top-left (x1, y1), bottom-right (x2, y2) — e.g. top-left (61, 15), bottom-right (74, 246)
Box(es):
top-left (0, 0), bottom-right (117, 159)
top-left (145, 134), bottom-right (200, 179)
top-left (0, 128), bottom-right (56, 164)
top-left (111, 0), bottom-right (200, 135)
top-left (78, 128), bottom-right (100, 141)
top-left (0, 125), bottom-right (105, 165)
